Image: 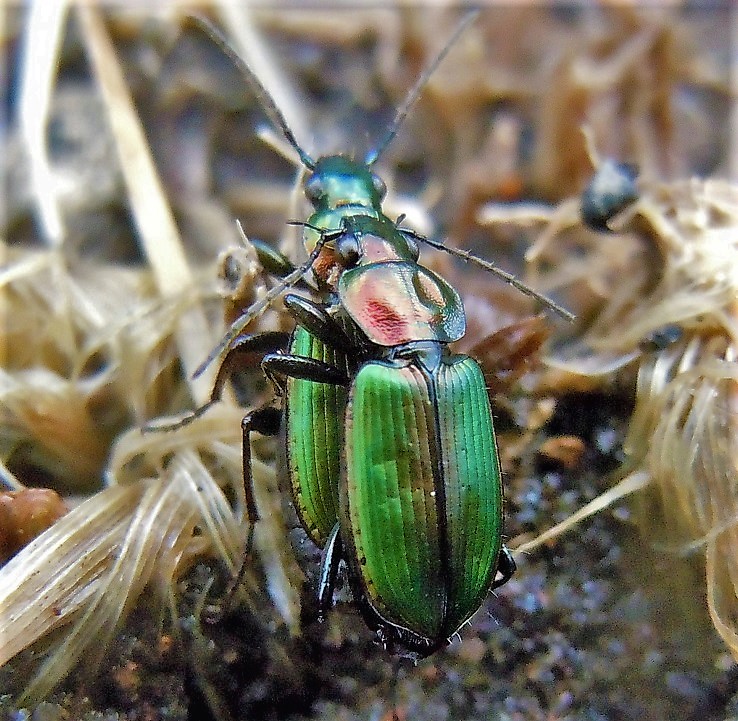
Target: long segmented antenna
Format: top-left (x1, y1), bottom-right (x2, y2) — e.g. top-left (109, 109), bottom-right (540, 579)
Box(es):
top-left (400, 227), bottom-right (575, 322)
top-left (194, 225), bottom-right (336, 378)
top-left (366, 11), bottom-right (479, 166)
top-left (189, 15), bottom-right (316, 170)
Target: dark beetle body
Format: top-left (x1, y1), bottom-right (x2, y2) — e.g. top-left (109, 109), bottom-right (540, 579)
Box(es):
top-left (581, 159), bottom-right (639, 232)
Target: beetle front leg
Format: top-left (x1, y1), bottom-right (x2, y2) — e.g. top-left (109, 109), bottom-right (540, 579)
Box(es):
top-left (491, 545), bottom-right (516, 590)
top-left (144, 331), bottom-right (290, 431)
top-left (261, 352), bottom-right (350, 392)
top-left (283, 294), bottom-right (355, 352)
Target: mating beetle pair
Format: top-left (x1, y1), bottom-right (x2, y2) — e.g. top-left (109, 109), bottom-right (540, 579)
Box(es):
top-left (177, 15), bottom-right (571, 658)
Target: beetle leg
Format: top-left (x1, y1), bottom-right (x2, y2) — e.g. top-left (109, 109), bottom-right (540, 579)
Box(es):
top-left (241, 406), bottom-right (282, 526)
top-left (201, 331), bottom-right (291, 409)
top-left (143, 331), bottom-right (290, 431)
top-left (250, 238), bottom-right (296, 278)
top-left (215, 405), bottom-right (282, 616)
top-left (283, 293), bottom-right (355, 351)
top-left (491, 545), bottom-right (516, 590)
top-left (316, 522), bottom-right (343, 621)
top-left (214, 331), bottom-right (291, 394)
top-left (224, 352), bottom-right (347, 612)
top-left (261, 353), bottom-right (350, 393)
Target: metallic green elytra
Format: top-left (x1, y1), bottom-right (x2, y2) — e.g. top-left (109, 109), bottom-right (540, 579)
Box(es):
top-left (341, 348), bottom-right (502, 654)
top-left (285, 325), bottom-right (350, 546)
top-left (178, 13), bottom-right (571, 660)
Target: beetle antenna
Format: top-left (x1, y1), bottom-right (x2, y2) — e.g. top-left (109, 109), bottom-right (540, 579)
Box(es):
top-left (399, 227), bottom-right (575, 322)
top-left (189, 15), bottom-right (316, 170)
top-left (286, 219), bottom-right (325, 233)
top-left (366, 11), bottom-right (478, 166)
top-left (194, 228), bottom-right (335, 377)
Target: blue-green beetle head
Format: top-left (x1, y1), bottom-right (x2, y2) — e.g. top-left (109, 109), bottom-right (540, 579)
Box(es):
top-left (304, 155), bottom-right (387, 213)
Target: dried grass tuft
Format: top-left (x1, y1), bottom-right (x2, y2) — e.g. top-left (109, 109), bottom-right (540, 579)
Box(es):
top-left (511, 177), bottom-right (738, 661)
top-left (1, 6), bottom-right (303, 703)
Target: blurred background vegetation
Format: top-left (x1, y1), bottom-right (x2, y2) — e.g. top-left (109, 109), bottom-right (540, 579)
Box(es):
top-left (1, 4), bottom-right (736, 720)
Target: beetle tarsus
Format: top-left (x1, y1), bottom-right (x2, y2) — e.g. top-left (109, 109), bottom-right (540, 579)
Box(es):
top-left (211, 523), bottom-right (257, 620)
top-left (141, 398), bottom-right (217, 433)
top-left (492, 545), bottom-right (516, 590)
top-left (317, 523), bottom-right (343, 621)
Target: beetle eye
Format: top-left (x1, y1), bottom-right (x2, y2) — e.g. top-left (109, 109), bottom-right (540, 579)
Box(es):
top-left (305, 175), bottom-right (324, 204)
top-left (371, 174), bottom-right (387, 199)
top-left (336, 235), bottom-right (361, 267)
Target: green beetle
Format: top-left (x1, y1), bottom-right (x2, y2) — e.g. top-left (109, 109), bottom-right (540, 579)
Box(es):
top-left (236, 201), bottom-right (514, 656)
top-left (330, 259), bottom-right (511, 655)
top-left (212, 200), bottom-right (517, 656)
top-left (176, 15), bottom-right (571, 657)
top-left (342, 351), bottom-right (506, 655)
